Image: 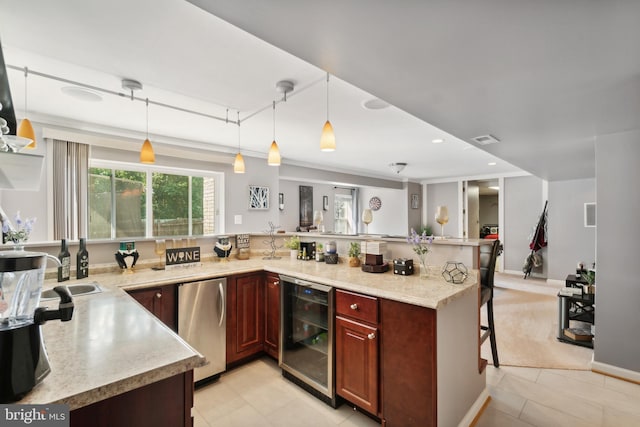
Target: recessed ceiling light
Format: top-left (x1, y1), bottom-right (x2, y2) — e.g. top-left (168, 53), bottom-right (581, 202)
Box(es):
top-left (362, 98), bottom-right (390, 110)
top-left (432, 138), bottom-right (444, 144)
top-left (61, 86), bottom-right (103, 102)
top-left (488, 162), bottom-right (497, 166)
top-left (489, 186), bottom-right (500, 190)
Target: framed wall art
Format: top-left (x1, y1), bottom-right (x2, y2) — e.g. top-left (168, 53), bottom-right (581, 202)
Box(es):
top-left (299, 185), bottom-right (313, 227)
top-left (248, 185), bottom-right (269, 210)
top-left (411, 193), bottom-right (420, 209)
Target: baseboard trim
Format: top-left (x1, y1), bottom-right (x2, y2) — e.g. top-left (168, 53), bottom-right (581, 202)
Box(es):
top-left (503, 269), bottom-right (523, 276)
top-left (460, 388), bottom-right (491, 427)
top-left (592, 361), bottom-right (640, 384)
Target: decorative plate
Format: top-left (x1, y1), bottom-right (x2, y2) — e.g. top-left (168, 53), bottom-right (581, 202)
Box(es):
top-left (369, 196), bottom-right (382, 211)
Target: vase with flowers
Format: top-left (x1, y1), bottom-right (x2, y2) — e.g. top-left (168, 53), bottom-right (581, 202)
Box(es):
top-left (407, 228), bottom-right (434, 278)
top-left (2, 211), bottom-right (36, 251)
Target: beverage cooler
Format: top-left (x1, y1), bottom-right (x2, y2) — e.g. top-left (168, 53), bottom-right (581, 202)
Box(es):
top-left (279, 275), bottom-right (335, 407)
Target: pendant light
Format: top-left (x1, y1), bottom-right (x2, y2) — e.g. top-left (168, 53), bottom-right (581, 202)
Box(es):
top-left (18, 67), bottom-right (36, 149)
top-left (320, 72), bottom-right (336, 152)
top-left (267, 101), bottom-right (281, 166)
top-left (140, 98), bottom-right (155, 164)
top-left (233, 111), bottom-right (246, 173)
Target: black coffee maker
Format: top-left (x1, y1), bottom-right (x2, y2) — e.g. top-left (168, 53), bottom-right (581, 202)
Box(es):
top-left (0, 250), bottom-right (74, 403)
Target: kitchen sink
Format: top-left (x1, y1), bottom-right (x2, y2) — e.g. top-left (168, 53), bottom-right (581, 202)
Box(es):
top-left (41, 282), bottom-right (102, 300)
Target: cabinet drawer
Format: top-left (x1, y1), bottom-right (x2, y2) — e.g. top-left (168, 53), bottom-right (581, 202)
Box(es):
top-left (336, 289), bottom-right (378, 324)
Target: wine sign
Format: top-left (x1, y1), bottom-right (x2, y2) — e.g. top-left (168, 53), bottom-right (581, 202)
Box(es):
top-left (236, 234), bottom-right (250, 249)
top-left (166, 246), bottom-right (201, 269)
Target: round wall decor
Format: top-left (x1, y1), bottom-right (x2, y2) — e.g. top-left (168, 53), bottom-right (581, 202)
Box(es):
top-left (369, 196), bottom-right (382, 211)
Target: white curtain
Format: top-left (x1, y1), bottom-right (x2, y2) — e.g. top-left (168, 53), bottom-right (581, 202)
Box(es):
top-left (52, 139), bottom-right (89, 240)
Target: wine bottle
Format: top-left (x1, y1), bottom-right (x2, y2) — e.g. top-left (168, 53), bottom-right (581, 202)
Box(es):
top-left (77, 237), bottom-right (89, 279)
top-left (58, 239), bottom-right (71, 282)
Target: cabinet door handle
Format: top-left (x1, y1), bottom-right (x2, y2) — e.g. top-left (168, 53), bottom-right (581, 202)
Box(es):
top-left (156, 292), bottom-right (162, 299)
top-left (368, 333), bottom-right (376, 340)
top-left (350, 303), bottom-right (358, 310)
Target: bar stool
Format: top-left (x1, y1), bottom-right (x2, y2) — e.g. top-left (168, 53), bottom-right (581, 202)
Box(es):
top-left (480, 239), bottom-right (501, 367)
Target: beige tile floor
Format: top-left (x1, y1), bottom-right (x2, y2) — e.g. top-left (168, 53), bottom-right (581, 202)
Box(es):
top-left (195, 357), bottom-right (640, 427)
top-left (194, 357), bottom-right (378, 427)
top-left (195, 272), bottom-right (640, 426)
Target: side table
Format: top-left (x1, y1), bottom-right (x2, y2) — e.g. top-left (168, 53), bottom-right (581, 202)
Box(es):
top-left (557, 275), bottom-right (595, 348)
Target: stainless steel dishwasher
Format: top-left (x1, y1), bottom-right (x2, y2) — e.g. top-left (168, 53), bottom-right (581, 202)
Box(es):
top-left (178, 277), bottom-right (226, 385)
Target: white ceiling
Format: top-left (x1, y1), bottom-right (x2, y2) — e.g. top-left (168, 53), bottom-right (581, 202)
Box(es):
top-left (188, 0), bottom-right (640, 182)
top-left (3, 1), bottom-right (637, 183)
top-left (0, 0), bottom-right (524, 183)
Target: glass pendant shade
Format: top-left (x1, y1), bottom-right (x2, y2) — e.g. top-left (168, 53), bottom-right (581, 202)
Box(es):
top-left (268, 140), bottom-right (281, 166)
top-left (140, 138), bottom-right (155, 164)
top-left (233, 152), bottom-right (246, 173)
top-left (320, 120), bottom-right (336, 152)
top-left (18, 118), bottom-right (36, 149)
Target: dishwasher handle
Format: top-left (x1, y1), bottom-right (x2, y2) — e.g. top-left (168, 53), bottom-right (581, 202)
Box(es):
top-left (218, 281), bottom-right (225, 327)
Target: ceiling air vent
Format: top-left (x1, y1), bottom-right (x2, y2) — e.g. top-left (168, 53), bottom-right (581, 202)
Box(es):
top-left (471, 134), bottom-right (500, 145)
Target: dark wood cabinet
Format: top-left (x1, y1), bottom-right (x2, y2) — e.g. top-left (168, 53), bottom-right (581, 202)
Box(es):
top-left (71, 371), bottom-right (193, 427)
top-left (335, 290), bottom-right (379, 416)
top-left (264, 272), bottom-right (280, 360)
top-left (336, 316), bottom-right (378, 414)
top-left (226, 272), bottom-right (265, 365)
top-left (380, 298), bottom-right (437, 427)
top-left (127, 285), bottom-right (177, 332)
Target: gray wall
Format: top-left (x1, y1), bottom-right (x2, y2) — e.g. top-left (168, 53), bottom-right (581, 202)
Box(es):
top-left (503, 175), bottom-right (546, 276)
top-left (594, 129), bottom-right (640, 373)
top-left (547, 179), bottom-right (596, 280)
top-left (479, 195), bottom-right (498, 227)
top-left (426, 182), bottom-right (459, 237)
top-left (224, 156), bottom-right (280, 234)
top-left (406, 181), bottom-right (422, 234)
top-left (277, 180), bottom-right (335, 232)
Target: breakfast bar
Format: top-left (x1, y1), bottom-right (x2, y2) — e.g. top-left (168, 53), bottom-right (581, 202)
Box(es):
top-left (24, 250), bottom-right (487, 427)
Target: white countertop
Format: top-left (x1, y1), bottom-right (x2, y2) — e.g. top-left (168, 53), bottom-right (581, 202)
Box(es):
top-left (27, 256), bottom-right (476, 409)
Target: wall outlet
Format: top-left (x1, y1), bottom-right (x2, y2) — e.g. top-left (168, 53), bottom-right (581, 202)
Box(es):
top-left (234, 215), bottom-right (242, 225)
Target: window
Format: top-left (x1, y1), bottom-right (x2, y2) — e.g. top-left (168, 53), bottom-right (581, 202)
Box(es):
top-left (89, 162), bottom-right (220, 239)
top-left (334, 194), bottom-right (354, 234)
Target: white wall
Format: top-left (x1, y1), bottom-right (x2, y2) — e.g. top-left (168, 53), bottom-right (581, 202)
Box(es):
top-left (0, 121), bottom-right (49, 241)
top-left (426, 182), bottom-right (459, 237)
top-left (359, 186), bottom-right (407, 236)
top-left (594, 129), bottom-right (640, 374)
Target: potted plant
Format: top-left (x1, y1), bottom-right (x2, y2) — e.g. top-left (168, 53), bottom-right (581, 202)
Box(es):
top-left (283, 235), bottom-right (300, 259)
top-left (348, 242), bottom-right (361, 267)
top-left (315, 243), bottom-right (325, 262)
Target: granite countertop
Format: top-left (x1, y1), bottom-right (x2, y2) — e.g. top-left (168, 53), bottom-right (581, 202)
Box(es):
top-left (50, 256), bottom-right (478, 310)
top-left (20, 282), bottom-right (205, 409)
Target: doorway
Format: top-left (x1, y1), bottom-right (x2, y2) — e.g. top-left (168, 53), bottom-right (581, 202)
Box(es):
top-left (465, 179), bottom-right (500, 239)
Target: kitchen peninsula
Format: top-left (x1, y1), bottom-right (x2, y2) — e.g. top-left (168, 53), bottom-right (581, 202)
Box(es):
top-left (28, 245), bottom-right (488, 427)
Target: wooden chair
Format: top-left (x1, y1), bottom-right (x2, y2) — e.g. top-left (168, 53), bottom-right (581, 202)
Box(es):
top-left (480, 239), bottom-right (501, 367)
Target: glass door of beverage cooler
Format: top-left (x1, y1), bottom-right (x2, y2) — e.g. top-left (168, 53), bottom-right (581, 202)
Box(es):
top-left (279, 275), bottom-right (334, 403)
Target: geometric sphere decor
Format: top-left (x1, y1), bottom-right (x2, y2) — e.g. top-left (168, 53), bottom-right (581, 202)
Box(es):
top-left (442, 261), bottom-right (468, 284)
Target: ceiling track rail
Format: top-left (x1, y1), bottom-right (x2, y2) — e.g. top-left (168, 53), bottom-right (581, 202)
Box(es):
top-left (6, 64), bottom-right (326, 126)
